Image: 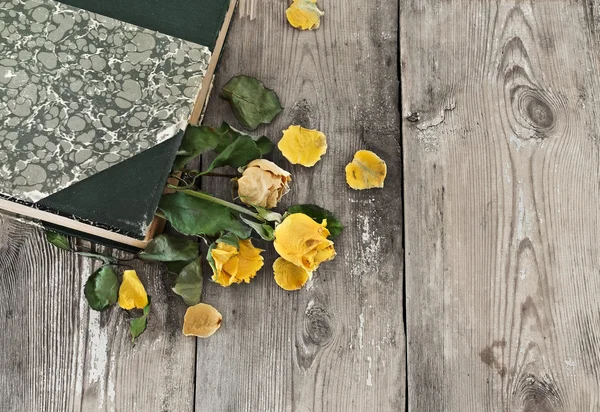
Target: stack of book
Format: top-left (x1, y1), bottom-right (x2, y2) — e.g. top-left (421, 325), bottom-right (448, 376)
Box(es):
top-left (0, 0), bottom-right (237, 249)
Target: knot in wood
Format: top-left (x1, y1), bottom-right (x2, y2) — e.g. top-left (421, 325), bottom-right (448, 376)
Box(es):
top-left (524, 96), bottom-right (554, 129)
top-left (304, 305), bottom-right (333, 346)
top-left (517, 373), bottom-right (565, 412)
top-left (512, 86), bottom-right (558, 138)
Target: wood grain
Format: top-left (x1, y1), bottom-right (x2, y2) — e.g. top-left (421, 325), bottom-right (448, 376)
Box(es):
top-left (195, 0), bottom-right (404, 410)
top-left (0, 215), bottom-right (196, 411)
top-left (402, 1), bottom-right (600, 410)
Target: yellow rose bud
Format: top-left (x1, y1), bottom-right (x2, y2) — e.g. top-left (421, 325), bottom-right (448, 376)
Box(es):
top-left (237, 159), bottom-right (291, 209)
top-left (274, 213), bottom-right (336, 272)
top-left (211, 239), bottom-right (264, 287)
top-left (118, 270), bottom-right (149, 310)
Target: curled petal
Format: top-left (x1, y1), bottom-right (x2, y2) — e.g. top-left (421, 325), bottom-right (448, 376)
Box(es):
top-left (286, 0), bottom-right (324, 30)
top-left (183, 303), bottom-right (222, 338)
top-left (345, 150), bottom-right (387, 190)
top-left (273, 257), bottom-right (311, 291)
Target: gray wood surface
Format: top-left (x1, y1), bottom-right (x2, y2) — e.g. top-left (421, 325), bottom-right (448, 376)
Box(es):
top-left (0, 215), bottom-right (196, 411)
top-left (196, 0), bottom-right (404, 411)
top-left (402, 1), bottom-right (600, 411)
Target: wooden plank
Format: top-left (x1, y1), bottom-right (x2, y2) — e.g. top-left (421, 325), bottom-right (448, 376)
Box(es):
top-left (402, 1), bottom-right (600, 410)
top-left (195, 0), bottom-right (404, 410)
top-left (0, 215), bottom-right (196, 411)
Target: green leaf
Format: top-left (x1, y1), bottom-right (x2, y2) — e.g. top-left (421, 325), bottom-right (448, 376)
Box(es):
top-left (216, 232), bottom-right (240, 248)
top-left (130, 297), bottom-right (151, 343)
top-left (158, 192), bottom-right (251, 239)
top-left (172, 258), bottom-right (203, 306)
top-left (45, 231), bottom-right (71, 251)
top-left (220, 75), bottom-right (283, 130)
top-left (84, 266), bottom-right (119, 311)
top-left (76, 251), bottom-right (117, 265)
top-left (240, 216), bottom-right (275, 241)
top-left (202, 136), bottom-right (261, 175)
top-left (206, 243), bottom-right (217, 275)
top-left (254, 205), bottom-right (282, 223)
top-left (173, 125), bottom-right (226, 171)
top-left (214, 123), bottom-right (273, 155)
top-left (173, 122), bottom-right (273, 170)
top-left (286, 204), bottom-right (344, 239)
top-left (165, 260), bottom-right (191, 274)
top-left (139, 234), bottom-right (198, 262)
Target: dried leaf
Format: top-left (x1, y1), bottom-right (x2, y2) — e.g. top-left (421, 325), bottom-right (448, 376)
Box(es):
top-left (130, 297), bottom-right (151, 343)
top-left (286, 0), bottom-right (324, 30)
top-left (278, 125), bottom-right (327, 167)
top-left (158, 192), bottom-right (251, 239)
top-left (172, 258), bottom-right (203, 306)
top-left (221, 75), bottom-right (283, 130)
top-left (45, 231), bottom-right (71, 251)
top-left (345, 150), bottom-right (387, 190)
top-left (139, 234), bottom-right (198, 262)
top-left (182, 303), bottom-right (223, 338)
top-left (84, 266), bottom-right (119, 311)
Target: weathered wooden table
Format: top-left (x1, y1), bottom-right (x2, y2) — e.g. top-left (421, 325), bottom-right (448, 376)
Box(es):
top-left (2, 0), bottom-right (600, 410)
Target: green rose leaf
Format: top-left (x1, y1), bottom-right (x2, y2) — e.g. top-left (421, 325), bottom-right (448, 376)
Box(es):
top-left (216, 232), bottom-right (240, 248)
top-left (240, 216), bottom-right (275, 241)
top-left (165, 260), bottom-right (192, 275)
top-left (130, 297), bottom-right (151, 343)
top-left (172, 258), bottom-right (203, 306)
top-left (220, 75), bottom-right (283, 130)
top-left (211, 123), bottom-right (273, 155)
top-left (84, 265), bottom-right (119, 311)
top-left (201, 136), bottom-right (262, 175)
top-left (158, 192), bottom-right (251, 239)
top-left (173, 125), bottom-right (224, 170)
top-left (173, 122), bottom-right (273, 170)
top-left (139, 234), bottom-right (198, 262)
top-left (254, 205), bottom-right (282, 223)
top-left (286, 204), bottom-right (344, 239)
top-left (45, 231), bottom-right (71, 251)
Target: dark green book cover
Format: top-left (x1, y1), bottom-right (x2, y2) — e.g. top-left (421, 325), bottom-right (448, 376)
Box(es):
top-left (0, 0), bottom-right (234, 248)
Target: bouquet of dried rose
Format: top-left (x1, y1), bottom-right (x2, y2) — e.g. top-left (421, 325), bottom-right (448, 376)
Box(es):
top-left (45, 75), bottom-right (354, 342)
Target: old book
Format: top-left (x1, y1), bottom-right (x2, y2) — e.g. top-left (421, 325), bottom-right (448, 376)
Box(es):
top-left (0, 0), bottom-right (237, 249)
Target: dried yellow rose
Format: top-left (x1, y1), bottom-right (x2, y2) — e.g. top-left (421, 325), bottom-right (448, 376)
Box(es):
top-left (118, 270), bottom-right (148, 310)
top-left (237, 159), bottom-right (291, 209)
top-left (278, 125), bottom-right (327, 167)
top-left (345, 150), bottom-right (387, 190)
top-left (182, 303), bottom-right (222, 338)
top-left (274, 213), bottom-right (336, 272)
top-left (286, 0), bottom-right (324, 30)
top-left (211, 239), bottom-right (264, 287)
top-left (273, 257), bottom-right (311, 290)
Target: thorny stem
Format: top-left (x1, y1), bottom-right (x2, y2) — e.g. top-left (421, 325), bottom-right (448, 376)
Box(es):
top-left (166, 185), bottom-right (265, 222)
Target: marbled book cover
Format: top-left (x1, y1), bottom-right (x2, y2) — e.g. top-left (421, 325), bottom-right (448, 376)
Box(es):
top-left (0, 0), bottom-right (212, 204)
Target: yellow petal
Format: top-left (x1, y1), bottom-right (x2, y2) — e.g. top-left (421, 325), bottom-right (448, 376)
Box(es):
top-left (236, 239), bottom-right (265, 283)
top-left (118, 270), bottom-right (148, 310)
top-left (210, 240), bottom-right (264, 286)
top-left (278, 125), bottom-right (327, 167)
top-left (274, 213), bottom-right (335, 272)
top-left (273, 257), bottom-right (311, 290)
top-left (286, 0), bottom-right (324, 30)
top-left (182, 303), bottom-right (222, 338)
top-left (345, 150), bottom-right (387, 190)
